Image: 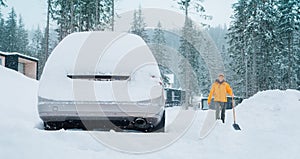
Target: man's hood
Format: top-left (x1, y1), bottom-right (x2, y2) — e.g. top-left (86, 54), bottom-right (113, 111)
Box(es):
top-left (215, 79), bottom-right (225, 84)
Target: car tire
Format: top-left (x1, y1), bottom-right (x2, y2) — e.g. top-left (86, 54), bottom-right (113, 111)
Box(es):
top-left (44, 122), bottom-right (63, 130)
top-left (151, 111), bottom-right (165, 132)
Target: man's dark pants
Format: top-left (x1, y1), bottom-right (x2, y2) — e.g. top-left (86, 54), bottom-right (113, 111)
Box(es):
top-left (215, 101), bottom-right (226, 121)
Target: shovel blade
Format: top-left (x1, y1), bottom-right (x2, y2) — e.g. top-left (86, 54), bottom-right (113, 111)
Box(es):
top-left (233, 123), bottom-right (241, 130)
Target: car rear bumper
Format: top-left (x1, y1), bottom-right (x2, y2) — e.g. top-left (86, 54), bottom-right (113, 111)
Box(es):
top-left (38, 97), bottom-right (165, 125)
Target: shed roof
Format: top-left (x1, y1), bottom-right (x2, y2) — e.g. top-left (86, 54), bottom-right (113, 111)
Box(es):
top-left (0, 51), bottom-right (39, 61)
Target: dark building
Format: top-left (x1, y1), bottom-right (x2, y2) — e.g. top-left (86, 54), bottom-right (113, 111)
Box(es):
top-left (0, 52), bottom-right (38, 80)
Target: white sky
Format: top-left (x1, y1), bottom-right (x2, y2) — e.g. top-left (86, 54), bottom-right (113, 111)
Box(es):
top-left (0, 0), bottom-right (236, 30)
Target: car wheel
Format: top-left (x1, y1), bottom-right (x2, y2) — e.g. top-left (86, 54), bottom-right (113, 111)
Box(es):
top-left (151, 111), bottom-right (165, 132)
top-left (44, 122), bottom-right (63, 130)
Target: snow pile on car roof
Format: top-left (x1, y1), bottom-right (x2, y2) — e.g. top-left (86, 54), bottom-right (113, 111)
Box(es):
top-left (38, 32), bottom-right (162, 101)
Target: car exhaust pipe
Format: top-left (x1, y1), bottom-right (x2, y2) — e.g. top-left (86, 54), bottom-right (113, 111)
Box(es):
top-left (134, 118), bottom-right (147, 128)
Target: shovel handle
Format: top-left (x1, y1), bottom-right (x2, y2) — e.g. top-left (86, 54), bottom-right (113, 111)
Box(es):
top-left (232, 97), bottom-right (237, 123)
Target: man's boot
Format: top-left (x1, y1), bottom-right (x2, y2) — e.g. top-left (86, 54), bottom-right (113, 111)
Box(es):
top-left (221, 105), bottom-right (225, 123)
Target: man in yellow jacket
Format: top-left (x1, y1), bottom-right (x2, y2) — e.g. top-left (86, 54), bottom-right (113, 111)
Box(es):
top-left (208, 73), bottom-right (234, 123)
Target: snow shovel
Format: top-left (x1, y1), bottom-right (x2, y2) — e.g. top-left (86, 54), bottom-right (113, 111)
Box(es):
top-left (232, 98), bottom-right (241, 130)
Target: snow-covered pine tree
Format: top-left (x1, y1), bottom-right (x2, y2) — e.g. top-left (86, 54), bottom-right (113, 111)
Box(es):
top-left (0, 0), bottom-right (5, 6)
top-left (228, 0), bottom-right (252, 97)
top-left (149, 21), bottom-right (170, 87)
top-left (130, 5), bottom-right (149, 42)
top-left (179, 24), bottom-right (211, 99)
top-left (243, 0), bottom-right (279, 93)
top-left (51, 0), bottom-right (75, 40)
top-left (16, 15), bottom-right (29, 53)
top-left (176, 0), bottom-right (211, 104)
top-left (29, 27), bottom-right (44, 57)
top-left (51, 0), bottom-right (113, 41)
top-left (29, 26), bottom-right (46, 78)
top-left (208, 25), bottom-right (236, 95)
top-left (207, 25), bottom-right (228, 53)
top-left (77, 0), bottom-right (107, 31)
top-left (255, 0), bottom-right (280, 91)
top-left (191, 27), bottom-right (211, 96)
top-left (151, 21), bottom-right (168, 66)
top-left (277, 0), bottom-right (300, 89)
top-left (175, 0), bottom-right (211, 26)
top-left (178, 18), bottom-right (199, 107)
top-left (0, 10), bottom-right (5, 51)
top-left (28, 26), bottom-right (58, 79)
top-left (3, 8), bottom-right (18, 52)
top-left (228, 0), bottom-right (299, 97)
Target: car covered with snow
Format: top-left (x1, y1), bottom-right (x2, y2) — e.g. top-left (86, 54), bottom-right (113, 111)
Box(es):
top-left (38, 31), bottom-right (165, 132)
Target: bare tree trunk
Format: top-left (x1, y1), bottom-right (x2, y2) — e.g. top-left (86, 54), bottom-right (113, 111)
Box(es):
top-left (184, 0), bottom-right (190, 109)
top-left (244, 49), bottom-right (249, 98)
top-left (185, 0), bottom-right (188, 17)
top-left (287, 35), bottom-right (292, 88)
top-left (45, 0), bottom-right (50, 58)
top-left (70, 0), bottom-right (74, 32)
top-left (111, 0), bottom-right (114, 31)
top-left (95, 0), bottom-right (99, 30)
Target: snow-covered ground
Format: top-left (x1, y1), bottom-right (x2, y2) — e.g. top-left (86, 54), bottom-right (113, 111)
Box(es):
top-left (1, 66), bottom-right (300, 159)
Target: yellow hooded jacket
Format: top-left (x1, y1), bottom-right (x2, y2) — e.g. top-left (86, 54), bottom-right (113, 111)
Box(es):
top-left (208, 80), bottom-right (233, 103)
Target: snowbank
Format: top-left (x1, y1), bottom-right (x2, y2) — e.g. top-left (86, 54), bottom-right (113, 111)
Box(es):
top-left (0, 66), bottom-right (39, 127)
top-left (199, 89), bottom-right (300, 159)
top-left (1, 66), bottom-right (300, 159)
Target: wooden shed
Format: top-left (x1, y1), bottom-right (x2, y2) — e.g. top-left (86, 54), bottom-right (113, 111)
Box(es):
top-left (0, 52), bottom-right (38, 79)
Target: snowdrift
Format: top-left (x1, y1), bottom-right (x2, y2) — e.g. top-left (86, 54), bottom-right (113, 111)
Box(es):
top-left (0, 65), bottom-right (300, 159)
top-left (201, 89), bottom-right (300, 159)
